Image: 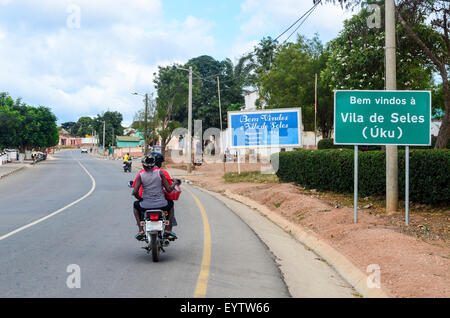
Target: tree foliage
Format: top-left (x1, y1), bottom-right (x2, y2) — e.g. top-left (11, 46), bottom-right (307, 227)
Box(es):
top-left (321, 0), bottom-right (450, 148)
top-left (322, 7), bottom-right (434, 91)
top-left (0, 92), bottom-right (59, 151)
top-left (93, 111), bottom-right (124, 146)
top-left (256, 35), bottom-right (333, 134)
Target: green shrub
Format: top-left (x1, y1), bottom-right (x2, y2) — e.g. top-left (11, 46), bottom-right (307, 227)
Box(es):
top-left (317, 138), bottom-right (381, 151)
top-left (273, 149), bottom-right (450, 205)
top-left (317, 138), bottom-right (336, 150)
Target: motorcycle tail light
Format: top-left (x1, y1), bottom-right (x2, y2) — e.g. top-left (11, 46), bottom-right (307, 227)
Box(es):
top-left (149, 213), bottom-right (159, 221)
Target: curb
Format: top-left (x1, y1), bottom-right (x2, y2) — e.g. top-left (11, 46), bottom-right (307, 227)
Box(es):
top-left (0, 166), bottom-right (27, 180)
top-left (196, 187), bottom-right (391, 298)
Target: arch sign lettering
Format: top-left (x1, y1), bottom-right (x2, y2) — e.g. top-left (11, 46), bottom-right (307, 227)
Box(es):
top-left (228, 108), bottom-right (302, 148)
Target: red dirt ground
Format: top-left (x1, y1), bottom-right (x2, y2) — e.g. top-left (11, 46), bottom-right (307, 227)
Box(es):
top-left (167, 159), bottom-right (450, 298)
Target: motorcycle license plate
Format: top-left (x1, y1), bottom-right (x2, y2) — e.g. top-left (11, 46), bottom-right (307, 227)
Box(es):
top-left (146, 221), bottom-right (163, 232)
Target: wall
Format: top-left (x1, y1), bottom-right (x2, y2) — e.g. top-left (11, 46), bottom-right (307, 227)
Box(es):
top-left (113, 147), bottom-right (143, 159)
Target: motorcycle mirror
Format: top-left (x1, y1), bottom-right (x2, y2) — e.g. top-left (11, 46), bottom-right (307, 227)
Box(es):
top-left (128, 181), bottom-right (133, 188)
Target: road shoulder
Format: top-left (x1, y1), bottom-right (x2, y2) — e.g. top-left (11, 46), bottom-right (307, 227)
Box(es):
top-left (0, 162), bottom-right (31, 180)
top-left (194, 186), bottom-right (385, 298)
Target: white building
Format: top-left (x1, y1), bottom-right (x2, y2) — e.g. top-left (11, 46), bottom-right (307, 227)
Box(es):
top-left (431, 119), bottom-right (442, 136)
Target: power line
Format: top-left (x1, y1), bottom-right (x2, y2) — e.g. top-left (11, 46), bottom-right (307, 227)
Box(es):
top-left (181, 2), bottom-right (323, 89)
top-left (282, 2), bottom-right (320, 44)
top-left (274, 0), bottom-right (322, 42)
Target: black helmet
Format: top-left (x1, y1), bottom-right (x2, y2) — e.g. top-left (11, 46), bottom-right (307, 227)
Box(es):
top-left (151, 151), bottom-right (165, 165)
top-left (142, 155), bottom-right (156, 168)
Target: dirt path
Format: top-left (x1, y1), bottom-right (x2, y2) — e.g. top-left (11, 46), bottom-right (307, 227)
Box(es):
top-left (168, 160), bottom-right (450, 298)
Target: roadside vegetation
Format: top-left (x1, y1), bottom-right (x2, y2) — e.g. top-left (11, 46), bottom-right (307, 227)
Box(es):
top-left (0, 92), bottom-right (59, 152)
top-left (224, 171), bottom-right (279, 184)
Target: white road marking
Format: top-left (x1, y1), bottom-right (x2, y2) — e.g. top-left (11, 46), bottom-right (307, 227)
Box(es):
top-left (0, 159), bottom-right (96, 242)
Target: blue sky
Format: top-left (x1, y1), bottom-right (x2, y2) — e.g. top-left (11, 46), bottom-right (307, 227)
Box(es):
top-left (0, 0), bottom-right (353, 126)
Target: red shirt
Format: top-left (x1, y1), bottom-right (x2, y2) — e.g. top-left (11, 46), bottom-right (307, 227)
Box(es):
top-left (132, 168), bottom-right (172, 197)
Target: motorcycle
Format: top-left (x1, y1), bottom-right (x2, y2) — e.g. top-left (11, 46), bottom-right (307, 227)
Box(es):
top-left (127, 181), bottom-right (176, 262)
top-left (123, 161), bottom-right (132, 172)
top-left (142, 209), bottom-right (175, 262)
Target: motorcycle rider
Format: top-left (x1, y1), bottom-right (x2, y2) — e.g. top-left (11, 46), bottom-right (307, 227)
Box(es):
top-left (123, 153), bottom-right (131, 171)
top-left (152, 152), bottom-right (179, 238)
top-left (132, 154), bottom-right (178, 241)
top-left (132, 152), bottom-right (179, 240)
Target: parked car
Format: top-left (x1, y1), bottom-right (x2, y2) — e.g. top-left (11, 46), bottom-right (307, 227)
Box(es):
top-left (81, 148), bottom-right (88, 153)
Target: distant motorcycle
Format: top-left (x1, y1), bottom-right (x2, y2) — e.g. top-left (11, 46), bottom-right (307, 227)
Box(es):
top-left (123, 161), bottom-right (132, 172)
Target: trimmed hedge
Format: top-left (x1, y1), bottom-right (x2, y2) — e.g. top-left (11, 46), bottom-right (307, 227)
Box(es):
top-left (273, 149), bottom-right (450, 205)
top-left (318, 138), bottom-right (381, 151)
top-left (318, 137), bottom-right (450, 150)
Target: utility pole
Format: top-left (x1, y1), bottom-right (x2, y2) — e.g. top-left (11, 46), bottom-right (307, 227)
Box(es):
top-left (144, 93), bottom-right (149, 156)
top-left (314, 73), bottom-right (318, 148)
top-left (187, 66), bottom-right (193, 174)
top-left (217, 76), bottom-right (225, 174)
top-left (132, 92), bottom-right (150, 156)
top-left (385, 0), bottom-right (398, 214)
top-left (103, 120), bottom-right (106, 156)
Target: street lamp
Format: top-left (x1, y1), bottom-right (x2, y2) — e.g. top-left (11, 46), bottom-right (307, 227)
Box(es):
top-left (103, 120), bottom-right (106, 156)
top-left (176, 66), bottom-right (193, 174)
top-left (132, 92), bottom-right (149, 156)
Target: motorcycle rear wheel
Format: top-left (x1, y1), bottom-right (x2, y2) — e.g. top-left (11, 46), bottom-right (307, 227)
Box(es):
top-left (150, 233), bottom-right (159, 262)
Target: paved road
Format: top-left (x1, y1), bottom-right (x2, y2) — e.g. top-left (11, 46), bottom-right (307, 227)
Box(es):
top-left (0, 150), bottom-right (291, 297)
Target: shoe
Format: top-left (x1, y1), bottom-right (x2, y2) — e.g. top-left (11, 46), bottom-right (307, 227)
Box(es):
top-left (164, 231), bottom-right (177, 240)
top-left (135, 233), bottom-right (145, 241)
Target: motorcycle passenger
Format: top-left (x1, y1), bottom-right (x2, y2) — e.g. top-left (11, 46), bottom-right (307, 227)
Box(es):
top-left (152, 152), bottom-right (179, 238)
top-left (132, 152), bottom-right (180, 240)
top-left (132, 155), bottom-right (177, 241)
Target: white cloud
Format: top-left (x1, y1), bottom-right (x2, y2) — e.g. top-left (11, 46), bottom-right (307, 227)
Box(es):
top-left (229, 39), bottom-right (259, 62)
top-left (0, 0), bottom-right (216, 125)
top-left (0, 0), bottom-right (355, 127)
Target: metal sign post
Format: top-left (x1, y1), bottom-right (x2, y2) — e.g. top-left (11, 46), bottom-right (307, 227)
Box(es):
top-left (405, 146), bottom-right (410, 226)
top-left (237, 149), bottom-right (241, 175)
top-left (354, 145), bottom-right (358, 224)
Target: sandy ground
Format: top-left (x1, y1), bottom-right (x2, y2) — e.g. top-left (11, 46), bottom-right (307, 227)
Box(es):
top-left (167, 159), bottom-right (450, 298)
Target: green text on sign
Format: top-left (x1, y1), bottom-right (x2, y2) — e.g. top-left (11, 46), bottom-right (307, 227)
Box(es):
top-left (334, 90), bottom-right (431, 146)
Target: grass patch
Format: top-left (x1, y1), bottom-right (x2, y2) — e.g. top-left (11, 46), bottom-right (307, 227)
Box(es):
top-left (274, 201), bottom-right (283, 208)
top-left (224, 171), bottom-right (279, 184)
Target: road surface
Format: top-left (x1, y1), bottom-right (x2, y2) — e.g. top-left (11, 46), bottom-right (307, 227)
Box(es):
top-left (0, 149), bottom-right (352, 298)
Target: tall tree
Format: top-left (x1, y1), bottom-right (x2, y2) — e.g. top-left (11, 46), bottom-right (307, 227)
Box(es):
top-left (1, 92), bottom-right (59, 151)
top-left (219, 53), bottom-right (256, 126)
top-left (322, 0), bottom-right (450, 148)
top-left (61, 121), bottom-right (77, 135)
top-left (131, 94), bottom-right (158, 147)
top-left (0, 99), bottom-right (21, 149)
top-left (153, 64), bottom-right (196, 156)
top-left (257, 35), bottom-right (330, 132)
top-left (74, 116), bottom-right (95, 137)
top-left (323, 7), bottom-right (433, 91)
top-left (94, 111), bottom-right (124, 146)
top-left (187, 54), bottom-right (256, 130)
